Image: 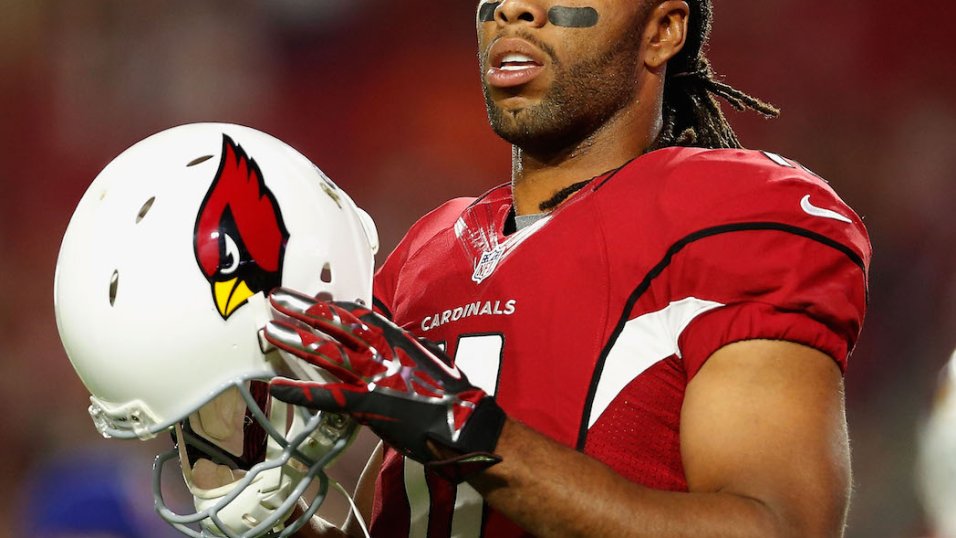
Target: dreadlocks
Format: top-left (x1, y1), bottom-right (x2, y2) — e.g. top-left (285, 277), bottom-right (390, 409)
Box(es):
top-left (650, 0), bottom-right (780, 151)
top-left (537, 0), bottom-right (781, 212)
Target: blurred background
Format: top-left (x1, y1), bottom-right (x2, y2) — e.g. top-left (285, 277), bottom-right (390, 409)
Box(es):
top-left (1, 0), bottom-right (954, 536)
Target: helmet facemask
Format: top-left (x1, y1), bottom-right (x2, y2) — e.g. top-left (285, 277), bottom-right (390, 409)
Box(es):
top-left (154, 374), bottom-right (358, 538)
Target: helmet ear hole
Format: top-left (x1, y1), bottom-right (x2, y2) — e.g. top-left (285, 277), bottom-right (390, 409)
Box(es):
top-left (187, 155), bottom-right (214, 167)
top-left (320, 263), bottom-right (333, 284)
top-left (109, 270), bottom-right (119, 306)
top-left (135, 196), bottom-right (155, 223)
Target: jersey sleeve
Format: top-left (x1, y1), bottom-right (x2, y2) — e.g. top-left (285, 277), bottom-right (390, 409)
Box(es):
top-left (663, 153), bottom-right (871, 377)
top-left (671, 223), bottom-right (868, 377)
top-left (598, 149), bottom-right (872, 379)
top-left (372, 197), bottom-right (475, 320)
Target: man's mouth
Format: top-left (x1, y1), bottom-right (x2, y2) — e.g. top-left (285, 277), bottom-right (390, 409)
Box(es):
top-left (486, 38), bottom-right (547, 89)
top-left (499, 53), bottom-right (541, 71)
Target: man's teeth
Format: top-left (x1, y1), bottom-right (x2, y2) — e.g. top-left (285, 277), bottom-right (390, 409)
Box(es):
top-left (500, 53), bottom-right (537, 71)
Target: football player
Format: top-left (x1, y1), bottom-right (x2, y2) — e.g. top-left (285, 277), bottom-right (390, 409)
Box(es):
top-left (916, 349), bottom-right (956, 537)
top-left (265, 0), bottom-right (871, 537)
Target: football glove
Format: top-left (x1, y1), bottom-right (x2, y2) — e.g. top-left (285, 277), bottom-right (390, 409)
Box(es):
top-left (264, 288), bottom-right (506, 482)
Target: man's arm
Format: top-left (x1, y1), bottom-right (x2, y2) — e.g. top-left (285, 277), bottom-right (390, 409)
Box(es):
top-left (467, 339), bottom-right (850, 538)
top-left (267, 294), bottom-right (850, 537)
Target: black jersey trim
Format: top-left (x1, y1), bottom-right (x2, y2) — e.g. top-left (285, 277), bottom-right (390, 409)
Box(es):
top-left (575, 221), bottom-right (867, 450)
top-left (372, 296), bottom-right (393, 320)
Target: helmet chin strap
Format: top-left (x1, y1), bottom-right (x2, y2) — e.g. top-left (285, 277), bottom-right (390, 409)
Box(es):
top-left (329, 479), bottom-right (371, 538)
top-left (157, 384), bottom-right (364, 538)
top-left (179, 382), bottom-right (271, 475)
top-left (175, 401), bottom-right (298, 536)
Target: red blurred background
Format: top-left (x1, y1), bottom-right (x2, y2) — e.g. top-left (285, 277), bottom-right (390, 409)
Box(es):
top-left (1, 1), bottom-right (953, 536)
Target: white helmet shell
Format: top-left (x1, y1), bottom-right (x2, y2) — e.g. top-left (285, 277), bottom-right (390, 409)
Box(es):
top-left (54, 123), bottom-right (377, 537)
top-left (55, 122), bottom-right (376, 437)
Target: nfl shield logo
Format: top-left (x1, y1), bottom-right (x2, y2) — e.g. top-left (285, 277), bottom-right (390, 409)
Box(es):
top-left (472, 245), bottom-right (504, 284)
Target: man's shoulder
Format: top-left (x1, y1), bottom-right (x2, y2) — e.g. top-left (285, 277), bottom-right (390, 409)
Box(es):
top-left (608, 146), bottom-right (834, 198)
top-left (404, 184), bottom-right (510, 246)
top-left (382, 184), bottom-right (510, 270)
top-left (600, 147), bottom-right (865, 242)
top-left (408, 197), bottom-right (476, 239)
top-left (585, 147), bottom-right (871, 272)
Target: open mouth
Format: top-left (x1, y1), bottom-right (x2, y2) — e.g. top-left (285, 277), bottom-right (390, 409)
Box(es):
top-left (498, 52), bottom-right (543, 71)
top-left (487, 38), bottom-right (547, 89)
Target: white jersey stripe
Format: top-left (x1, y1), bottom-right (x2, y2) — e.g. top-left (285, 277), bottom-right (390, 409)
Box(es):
top-left (588, 297), bottom-right (724, 428)
top-left (401, 335), bottom-right (503, 538)
top-left (453, 334), bottom-right (504, 395)
top-left (450, 483), bottom-right (484, 538)
top-left (403, 458), bottom-right (430, 538)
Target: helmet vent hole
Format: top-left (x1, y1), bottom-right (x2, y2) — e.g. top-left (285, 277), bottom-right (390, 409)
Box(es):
top-left (320, 263), bottom-right (333, 284)
top-left (135, 196), bottom-right (155, 223)
top-left (187, 155), bottom-right (214, 167)
top-left (109, 270), bottom-right (119, 306)
top-left (315, 291), bottom-right (333, 301)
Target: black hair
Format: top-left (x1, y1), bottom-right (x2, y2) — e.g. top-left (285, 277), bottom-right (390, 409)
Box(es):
top-left (537, 0), bottom-right (780, 212)
top-left (650, 0), bottom-right (779, 150)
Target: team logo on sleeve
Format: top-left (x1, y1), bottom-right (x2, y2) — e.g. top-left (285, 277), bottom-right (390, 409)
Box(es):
top-left (194, 135), bottom-right (290, 319)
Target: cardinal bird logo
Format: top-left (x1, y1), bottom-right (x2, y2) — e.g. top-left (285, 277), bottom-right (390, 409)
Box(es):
top-left (194, 135), bottom-right (289, 320)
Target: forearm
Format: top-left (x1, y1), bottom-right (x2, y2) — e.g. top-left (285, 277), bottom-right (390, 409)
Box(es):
top-left (469, 419), bottom-right (780, 538)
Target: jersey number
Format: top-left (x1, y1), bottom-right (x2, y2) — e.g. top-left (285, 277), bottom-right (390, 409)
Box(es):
top-left (404, 334), bottom-right (503, 538)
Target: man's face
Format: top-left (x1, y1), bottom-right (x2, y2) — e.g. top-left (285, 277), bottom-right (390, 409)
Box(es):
top-left (477, 0), bottom-right (650, 154)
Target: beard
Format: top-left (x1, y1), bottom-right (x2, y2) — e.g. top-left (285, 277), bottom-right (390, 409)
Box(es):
top-left (482, 27), bottom-right (644, 157)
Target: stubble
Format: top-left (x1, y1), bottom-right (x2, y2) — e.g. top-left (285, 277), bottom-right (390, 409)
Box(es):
top-left (482, 26), bottom-right (644, 157)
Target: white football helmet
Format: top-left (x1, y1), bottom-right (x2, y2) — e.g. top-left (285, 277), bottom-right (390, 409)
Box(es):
top-left (54, 123), bottom-right (379, 538)
top-left (916, 348), bottom-right (956, 537)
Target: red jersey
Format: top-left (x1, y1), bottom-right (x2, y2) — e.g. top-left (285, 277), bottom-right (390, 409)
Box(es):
top-left (369, 147), bottom-right (871, 537)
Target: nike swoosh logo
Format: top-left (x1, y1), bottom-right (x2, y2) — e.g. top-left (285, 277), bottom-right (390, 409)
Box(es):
top-left (800, 195), bottom-right (852, 224)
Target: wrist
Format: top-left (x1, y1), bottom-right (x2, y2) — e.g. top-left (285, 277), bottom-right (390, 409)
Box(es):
top-left (422, 396), bottom-right (507, 483)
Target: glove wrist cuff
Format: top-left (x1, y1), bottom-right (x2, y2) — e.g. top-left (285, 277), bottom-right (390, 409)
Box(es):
top-left (459, 397), bottom-right (506, 454)
top-left (425, 397), bottom-right (506, 483)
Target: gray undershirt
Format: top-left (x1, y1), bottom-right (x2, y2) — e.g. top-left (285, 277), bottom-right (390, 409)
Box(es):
top-left (514, 212), bottom-right (548, 231)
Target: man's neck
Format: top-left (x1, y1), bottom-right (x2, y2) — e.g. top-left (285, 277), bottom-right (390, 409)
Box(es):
top-left (510, 94), bottom-right (662, 216)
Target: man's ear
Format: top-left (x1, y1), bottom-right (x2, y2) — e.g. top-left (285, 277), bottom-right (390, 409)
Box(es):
top-left (643, 0), bottom-right (690, 70)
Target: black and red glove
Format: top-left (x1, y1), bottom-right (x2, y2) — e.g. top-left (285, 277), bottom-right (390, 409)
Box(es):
top-left (264, 288), bottom-right (506, 482)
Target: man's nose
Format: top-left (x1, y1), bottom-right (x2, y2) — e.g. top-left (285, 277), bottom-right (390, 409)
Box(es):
top-left (493, 0), bottom-right (547, 28)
